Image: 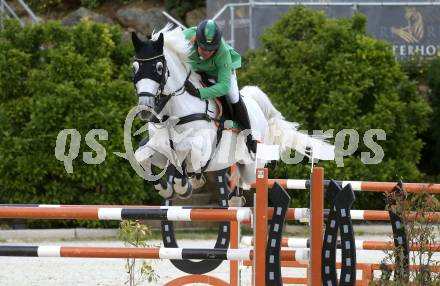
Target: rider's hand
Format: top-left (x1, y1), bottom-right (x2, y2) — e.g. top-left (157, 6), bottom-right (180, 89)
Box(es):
top-left (184, 80), bottom-right (200, 98)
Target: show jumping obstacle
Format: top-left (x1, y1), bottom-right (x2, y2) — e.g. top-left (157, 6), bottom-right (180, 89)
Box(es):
top-left (243, 169), bottom-right (440, 285)
top-left (0, 167), bottom-right (293, 286)
top-left (1, 167), bottom-right (440, 285)
top-left (3, 205), bottom-right (438, 222)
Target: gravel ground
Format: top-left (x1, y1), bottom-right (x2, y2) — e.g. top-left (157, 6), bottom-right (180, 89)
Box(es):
top-left (0, 236), bottom-right (439, 286)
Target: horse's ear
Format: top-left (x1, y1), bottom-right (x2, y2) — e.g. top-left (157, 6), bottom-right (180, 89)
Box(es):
top-left (131, 32), bottom-right (142, 51)
top-left (154, 33), bottom-right (164, 53)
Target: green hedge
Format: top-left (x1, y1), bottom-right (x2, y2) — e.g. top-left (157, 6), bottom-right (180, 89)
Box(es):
top-left (0, 20), bottom-right (159, 227)
top-left (239, 7), bottom-right (432, 208)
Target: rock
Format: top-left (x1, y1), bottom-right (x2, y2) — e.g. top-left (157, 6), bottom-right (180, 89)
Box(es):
top-left (116, 7), bottom-right (168, 36)
top-left (62, 7), bottom-right (114, 26)
top-left (184, 7), bottom-right (207, 28)
top-left (6, 1), bottom-right (28, 18)
top-left (121, 31), bottom-right (132, 44)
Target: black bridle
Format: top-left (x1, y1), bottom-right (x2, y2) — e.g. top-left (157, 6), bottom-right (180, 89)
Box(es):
top-left (134, 54), bottom-right (190, 118)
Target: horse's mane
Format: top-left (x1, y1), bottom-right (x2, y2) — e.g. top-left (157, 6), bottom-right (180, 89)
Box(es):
top-left (151, 23), bottom-right (191, 64)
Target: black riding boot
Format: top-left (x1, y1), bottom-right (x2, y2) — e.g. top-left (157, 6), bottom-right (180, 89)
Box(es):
top-left (232, 97), bottom-right (257, 154)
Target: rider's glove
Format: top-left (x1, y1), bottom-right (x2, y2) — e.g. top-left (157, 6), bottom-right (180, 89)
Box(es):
top-left (184, 80), bottom-right (200, 98)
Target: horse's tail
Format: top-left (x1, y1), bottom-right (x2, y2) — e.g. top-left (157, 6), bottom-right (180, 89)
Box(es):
top-left (241, 86), bottom-right (334, 160)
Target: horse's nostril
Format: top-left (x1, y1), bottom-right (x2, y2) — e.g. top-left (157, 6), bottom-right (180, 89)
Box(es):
top-left (139, 110), bottom-right (152, 121)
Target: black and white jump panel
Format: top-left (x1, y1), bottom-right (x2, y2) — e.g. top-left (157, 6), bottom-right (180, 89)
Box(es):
top-left (161, 168), bottom-right (231, 275)
top-left (266, 182), bottom-right (292, 286)
top-left (321, 180), bottom-right (411, 285)
top-left (322, 180), bottom-right (356, 286)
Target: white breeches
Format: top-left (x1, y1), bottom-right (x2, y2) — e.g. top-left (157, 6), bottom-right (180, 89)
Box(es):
top-left (227, 70), bottom-right (239, 104)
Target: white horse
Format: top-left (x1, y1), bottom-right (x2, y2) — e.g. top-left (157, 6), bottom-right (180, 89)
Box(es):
top-left (131, 24), bottom-right (334, 200)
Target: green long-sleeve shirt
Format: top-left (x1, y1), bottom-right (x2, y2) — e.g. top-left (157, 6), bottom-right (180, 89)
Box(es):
top-left (183, 27), bottom-right (241, 100)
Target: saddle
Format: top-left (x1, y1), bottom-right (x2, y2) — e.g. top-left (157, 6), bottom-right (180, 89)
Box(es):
top-left (198, 72), bottom-right (234, 121)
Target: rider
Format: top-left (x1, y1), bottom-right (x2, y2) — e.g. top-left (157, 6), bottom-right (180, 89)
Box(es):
top-left (183, 19), bottom-right (257, 154)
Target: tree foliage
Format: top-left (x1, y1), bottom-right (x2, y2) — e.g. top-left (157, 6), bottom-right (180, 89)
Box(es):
top-left (425, 59), bottom-right (440, 179)
top-left (239, 7), bottom-right (432, 207)
top-left (0, 20), bottom-right (158, 226)
top-left (402, 56), bottom-right (440, 181)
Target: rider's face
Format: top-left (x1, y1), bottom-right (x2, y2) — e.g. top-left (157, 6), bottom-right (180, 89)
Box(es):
top-left (198, 46), bottom-right (215, 60)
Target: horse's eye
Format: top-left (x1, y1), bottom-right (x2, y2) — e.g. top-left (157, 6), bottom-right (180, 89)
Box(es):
top-left (132, 62), bottom-right (139, 75)
top-left (156, 61), bottom-right (163, 75)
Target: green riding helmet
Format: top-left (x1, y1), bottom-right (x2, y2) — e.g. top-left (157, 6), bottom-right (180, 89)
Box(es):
top-left (196, 19), bottom-right (222, 51)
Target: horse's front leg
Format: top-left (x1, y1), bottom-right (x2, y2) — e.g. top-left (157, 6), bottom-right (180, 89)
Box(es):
top-left (172, 162), bottom-right (193, 199)
top-left (137, 137), bottom-right (175, 199)
top-left (152, 167), bottom-right (175, 199)
top-left (170, 169), bottom-right (205, 199)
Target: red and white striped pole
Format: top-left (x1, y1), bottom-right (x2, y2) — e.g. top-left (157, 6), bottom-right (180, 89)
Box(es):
top-left (0, 207), bottom-right (251, 222)
top-left (242, 237), bottom-right (440, 252)
top-left (0, 245), bottom-right (306, 261)
top-left (250, 179), bottom-right (440, 194)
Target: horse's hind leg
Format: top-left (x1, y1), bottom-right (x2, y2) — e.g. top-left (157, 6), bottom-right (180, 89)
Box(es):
top-left (229, 160), bottom-right (263, 206)
top-left (227, 163), bottom-right (256, 207)
top-left (228, 185), bottom-right (246, 207)
top-left (236, 160), bottom-right (258, 187)
top-left (190, 173), bottom-right (207, 190)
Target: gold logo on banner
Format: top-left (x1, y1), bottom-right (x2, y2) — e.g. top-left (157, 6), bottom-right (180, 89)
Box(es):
top-left (391, 8), bottom-right (424, 43)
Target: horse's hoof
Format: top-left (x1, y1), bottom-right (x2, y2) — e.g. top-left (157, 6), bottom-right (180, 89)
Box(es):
top-left (173, 181), bottom-right (193, 199)
top-left (172, 178), bottom-right (186, 195)
top-left (190, 174), bottom-right (206, 190)
top-left (173, 178), bottom-right (193, 199)
top-left (228, 196), bottom-right (246, 207)
top-left (171, 191), bottom-right (179, 200)
top-left (161, 190), bottom-right (178, 200)
top-left (177, 186), bottom-right (192, 199)
top-left (155, 182), bottom-right (175, 199)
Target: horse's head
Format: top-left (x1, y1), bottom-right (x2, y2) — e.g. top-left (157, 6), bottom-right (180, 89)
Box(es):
top-left (131, 32), bottom-right (168, 120)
